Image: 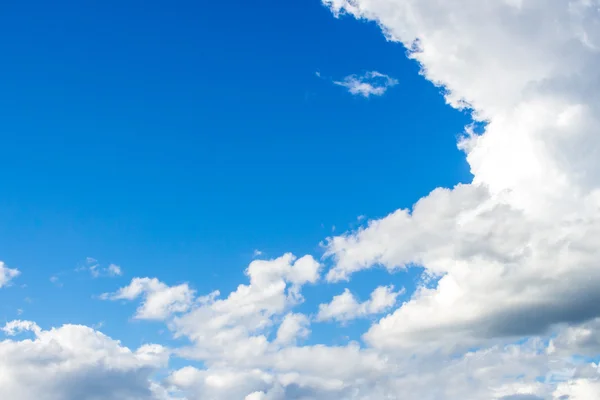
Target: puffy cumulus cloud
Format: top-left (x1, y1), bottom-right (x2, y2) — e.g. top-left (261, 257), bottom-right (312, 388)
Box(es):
top-left (245, 253), bottom-right (321, 288)
top-left (165, 327), bottom-right (600, 399)
top-left (320, 0), bottom-right (600, 352)
top-left (275, 313), bottom-right (310, 346)
top-left (316, 285), bottom-right (402, 323)
top-left (326, 185), bottom-right (600, 351)
top-left (0, 261), bottom-right (20, 288)
top-left (167, 366), bottom-right (275, 399)
top-left (333, 71), bottom-right (398, 97)
top-left (167, 343), bottom-right (392, 400)
top-left (553, 378), bottom-right (600, 399)
top-left (101, 277), bottom-right (195, 320)
top-left (170, 254), bottom-right (321, 362)
top-left (0, 320), bottom-right (170, 400)
top-left (8, 273), bottom-right (598, 399)
top-left (245, 392), bottom-right (269, 400)
top-left (2, 320), bottom-right (42, 336)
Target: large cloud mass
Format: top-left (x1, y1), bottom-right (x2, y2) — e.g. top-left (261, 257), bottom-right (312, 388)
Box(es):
top-left (323, 0), bottom-right (600, 354)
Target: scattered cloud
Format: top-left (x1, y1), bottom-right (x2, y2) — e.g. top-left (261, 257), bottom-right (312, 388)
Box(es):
top-left (107, 264), bottom-right (123, 277)
top-left (253, 249), bottom-right (263, 258)
top-left (0, 261), bottom-right (20, 288)
top-left (101, 277), bottom-right (195, 320)
top-left (333, 71), bottom-right (398, 98)
top-left (0, 321), bottom-right (170, 400)
top-left (2, 320), bottom-right (41, 336)
top-left (170, 253), bottom-right (321, 361)
top-left (77, 258), bottom-right (123, 278)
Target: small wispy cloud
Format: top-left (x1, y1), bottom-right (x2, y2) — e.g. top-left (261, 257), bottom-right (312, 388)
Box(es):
top-left (92, 321), bottom-right (105, 330)
top-left (252, 249), bottom-right (263, 258)
top-left (333, 71), bottom-right (398, 98)
top-left (107, 264), bottom-right (122, 277)
top-left (0, 261), bottom-right (20, 288)
top-left (50, 276), bottom-right (63, 288)
top-left (77, 258), bottom-right (123, 278)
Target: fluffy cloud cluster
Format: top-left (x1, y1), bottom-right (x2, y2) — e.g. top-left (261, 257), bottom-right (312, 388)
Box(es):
top-left (0, 321), bottom-right (170, 400)
top-left (171, 253), bottom-right (321, 361)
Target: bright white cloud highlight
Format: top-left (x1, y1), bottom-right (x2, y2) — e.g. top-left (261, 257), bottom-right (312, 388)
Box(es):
top-left (171, 253), bottom-right (321, 362)
top-left (333, 71), bottom-right (398, 97)
top-left (2, 320), bottom-right (41, 336)
top-left (321, 0), bottom-right (600, 355)
top-left (275, 313), bottom-right (310, 345)
top-left (316, 285), bottom-right (402, 322)
top-left (0, 321), bottom-right (170, 400)
top-left (101, 277), bottom-right (195, 320)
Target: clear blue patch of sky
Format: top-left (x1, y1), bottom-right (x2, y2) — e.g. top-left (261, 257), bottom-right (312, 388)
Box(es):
top-left (0, 0), bottom-right (473, 343)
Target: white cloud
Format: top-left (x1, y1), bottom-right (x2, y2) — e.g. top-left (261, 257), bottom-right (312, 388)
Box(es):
top-left (171, 253), bottom-right (321, 362)
top-left (319, 0), bottom-right (600, 354)
top-left (2, 320), bottom-right (41, 336)
top-left (0, 261), bottom-right (20, 288)
top-left (108, 264), bottom-right (123, 276)
top-left (101, 277), bottom-right (195, 320)
top-left (0, 321), bottom-right (170, 400)
top-left (553, 378), bottom-right (600, 399)
top-left (275, 313), bottom-right (310, 346)
top-left (316, 285), bottom-right (402, 322)
top-left (165, 331), bottom-right (600, 400)
top-left (167, 366), bottom-right (275, 400)
top-left (159, 257), bottom-right (600, 399)
top-left (333, 71), bottom-right (398, 97)
top-left (79, 258), bottom-right (123, 278)
top-left (5, 1), bottom-right (600, 399)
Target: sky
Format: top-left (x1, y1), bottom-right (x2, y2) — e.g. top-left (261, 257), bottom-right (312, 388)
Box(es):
top-left (2, 0), bottom-right (600, 399)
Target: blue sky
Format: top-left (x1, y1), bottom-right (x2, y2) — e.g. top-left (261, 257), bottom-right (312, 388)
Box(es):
top-left (0, 0), bottom-right (469, 345)
top-left (6, 1), bottom-right (597, 399)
